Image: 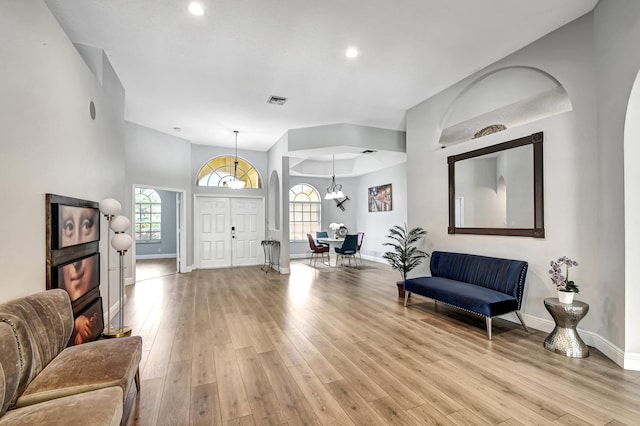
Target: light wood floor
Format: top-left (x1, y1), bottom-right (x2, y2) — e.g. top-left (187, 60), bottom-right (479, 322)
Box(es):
top-left (122, 259), bottom-right (640, 425)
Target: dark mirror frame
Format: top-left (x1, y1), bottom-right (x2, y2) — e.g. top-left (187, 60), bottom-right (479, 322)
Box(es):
top-left (448, 132), bottom-right (545, 238)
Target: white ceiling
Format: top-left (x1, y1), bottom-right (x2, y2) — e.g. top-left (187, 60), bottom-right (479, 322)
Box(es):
top-left (44, 0), bottom-right (597, 153)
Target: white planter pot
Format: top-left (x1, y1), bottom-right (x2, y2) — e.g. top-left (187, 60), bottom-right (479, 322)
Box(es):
top-left (558, 290), bottom-right (575, 304)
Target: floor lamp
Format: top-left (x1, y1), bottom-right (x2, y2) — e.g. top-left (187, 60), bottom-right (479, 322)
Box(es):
top-left (108, 216), bottom-right (133, 338)
top-left (99, 198), bottom-right (121, 338)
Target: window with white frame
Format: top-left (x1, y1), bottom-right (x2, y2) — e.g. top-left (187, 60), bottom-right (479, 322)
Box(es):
top-left (135, 188), bottom-right (161, 241)
top-left (289, 183), bottom-right (321, 241)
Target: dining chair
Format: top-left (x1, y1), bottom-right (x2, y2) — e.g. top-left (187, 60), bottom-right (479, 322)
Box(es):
top-left (307, 234), bottom-right (329, 266)
top-left (334, 234), bottom-right (358, 266)
top-left (316, 231), bottom-right (329, 248)
top-left (356, 232), bottom-right (365, 265)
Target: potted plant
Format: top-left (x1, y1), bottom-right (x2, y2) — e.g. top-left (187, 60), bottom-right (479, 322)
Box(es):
top-left (383, 224), bottom-right (429, 298)
top-left (549, 256), bottom-right (579, 304)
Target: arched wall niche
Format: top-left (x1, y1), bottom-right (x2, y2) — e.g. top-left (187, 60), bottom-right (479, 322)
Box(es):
top-left (439, 66), bottom-right (573, 147)
top-left (269, 170), bottom-right (281, 230)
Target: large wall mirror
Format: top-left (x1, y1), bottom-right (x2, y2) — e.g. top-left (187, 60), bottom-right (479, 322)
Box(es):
top-left (448, 132), bottom-right (544, 238)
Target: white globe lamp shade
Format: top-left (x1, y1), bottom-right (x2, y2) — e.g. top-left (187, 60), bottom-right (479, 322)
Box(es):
top-left (111, 233), bottom-right (133, 252)
top-left (99, 198), bottom-right (121, 216)
top-left (110, 216), bottom-right (131, 233)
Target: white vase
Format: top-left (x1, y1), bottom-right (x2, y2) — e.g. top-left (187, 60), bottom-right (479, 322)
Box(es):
top-left (558, 290), bottom-right (575, 304)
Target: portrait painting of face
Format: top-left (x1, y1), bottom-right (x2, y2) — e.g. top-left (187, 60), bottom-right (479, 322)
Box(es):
top-left (58, 205), bottom-right (99, 248)
top-left (57, 253), bottom-right (100, 302)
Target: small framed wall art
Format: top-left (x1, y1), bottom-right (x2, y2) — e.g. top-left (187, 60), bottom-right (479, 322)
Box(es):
top-left (368, 183), bottom-right (392, 212)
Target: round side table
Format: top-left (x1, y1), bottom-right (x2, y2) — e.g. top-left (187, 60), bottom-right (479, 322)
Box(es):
top-left (543, 298), bottom-right (589, 358)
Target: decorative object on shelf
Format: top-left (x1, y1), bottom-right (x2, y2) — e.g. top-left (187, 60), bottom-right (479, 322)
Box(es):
top-left (329, 222), bottom-right (345, 239)
top-left (226, 130), bottom-right (246, 189)
top-left (472, 123), bottom-right (507, 139)
top-left (100, 198), bottom-right (121, 338)
top-left (549, 256), bottom-right (579, 304)
top-left (383, 224), bottom-right (429, 298)
top-left (325, 155), bottom-right (345, 199)
top-left (104, 214), bottom-right (133, 338)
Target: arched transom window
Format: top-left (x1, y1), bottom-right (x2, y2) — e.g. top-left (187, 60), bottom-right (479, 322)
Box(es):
top-left (289, 183), bottom-right (321, 241)
top-left (135, 188), bottom-right (161, 241)
top-left (196, 156), bottom-right (262, 188)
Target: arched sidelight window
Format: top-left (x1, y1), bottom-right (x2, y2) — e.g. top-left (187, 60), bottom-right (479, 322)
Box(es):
top-left (289, 183), bottom-right (321, 241)
top-left (135, 188), bottom-right (161, 241)
top-left (196, 156), bottom-right (262, 188)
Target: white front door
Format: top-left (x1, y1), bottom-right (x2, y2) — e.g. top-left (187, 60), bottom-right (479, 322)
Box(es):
top-left (231, 198), bottom-right (263, 266)
top-left (195, 196), bottom-right (264, 268)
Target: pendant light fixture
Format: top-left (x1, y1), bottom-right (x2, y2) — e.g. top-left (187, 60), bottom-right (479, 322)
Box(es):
top-left (227, 130), bottom-right (246, 189)
top-left (325, 154), bottom-right (345, 199)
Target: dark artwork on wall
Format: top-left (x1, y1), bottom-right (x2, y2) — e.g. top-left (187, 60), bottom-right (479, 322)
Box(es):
top-left (46, 194), bottom-right (103, 346)
top-left (68, 297), bottom-right (104, 347)
top-left (368, 184), bottom-right (392, 212)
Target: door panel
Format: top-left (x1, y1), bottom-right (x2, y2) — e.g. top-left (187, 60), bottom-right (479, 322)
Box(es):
top-left (195, 197), bottom-right (264, 268)
top-left (196, 197), bottom-right (231, 268)
top-left (231, 198), bottom-right (264, 266)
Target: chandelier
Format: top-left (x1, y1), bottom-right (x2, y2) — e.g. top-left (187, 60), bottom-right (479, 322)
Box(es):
top-left (325, 155), bottom-right (344, 199)
top-left (227, 130), bottom-right (246, 189)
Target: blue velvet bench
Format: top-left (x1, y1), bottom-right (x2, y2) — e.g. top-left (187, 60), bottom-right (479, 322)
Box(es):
top-left (403, 251), bottom-right (529, 340)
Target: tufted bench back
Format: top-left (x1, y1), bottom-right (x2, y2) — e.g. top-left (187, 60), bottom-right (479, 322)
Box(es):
top-left (430, 251), bottom-right (528, 309)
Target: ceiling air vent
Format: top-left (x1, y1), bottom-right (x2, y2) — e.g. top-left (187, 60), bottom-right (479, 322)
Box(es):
top-left (362, 149), bottom-right (377, 154)
top-left (267, 95), bottom-right (287, 105)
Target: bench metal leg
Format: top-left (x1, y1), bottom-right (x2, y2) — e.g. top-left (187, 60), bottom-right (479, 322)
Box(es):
top-left (486, 317), bottom-right (492, 340)
top-left (404, 291), bottom-right (410, 306)
top-left (515, 310), bottom-right (529, 333)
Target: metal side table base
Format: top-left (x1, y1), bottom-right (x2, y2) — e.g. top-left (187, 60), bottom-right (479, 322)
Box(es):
top-left (543, 298), bottom-right (589, 358)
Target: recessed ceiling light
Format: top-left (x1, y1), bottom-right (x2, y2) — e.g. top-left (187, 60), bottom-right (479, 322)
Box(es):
top-left (188, 2), bottom-right (204, 16)
top-left (345, 47), bottom-right (359, 58)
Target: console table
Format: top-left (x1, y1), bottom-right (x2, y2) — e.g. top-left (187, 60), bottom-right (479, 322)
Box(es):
top-left (261, 240), bottom-right (280, 273)
top-left (543, 298), bottom-right (589, 358)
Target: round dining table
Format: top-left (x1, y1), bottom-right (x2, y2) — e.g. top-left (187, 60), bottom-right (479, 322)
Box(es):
top-left (316, 237), bottom-right (345, 266)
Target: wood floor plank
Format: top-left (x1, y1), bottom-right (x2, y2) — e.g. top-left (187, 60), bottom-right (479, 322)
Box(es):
top-left (157, 360), bottom-right (191, 426)
top-left (307, 334), bottom-right (387, 402)
top-left (235, 346), bottom-right (287, 426)
top-left (257, 350), bottom-right (321, 425)
top-left (369, 396), bottom-right (424, 426)
top-left (261, 320), bottom-right (306, 368)
top-left (190, 382), bottom-right (222, 426)
top-left (288, 363), bottom-right (354, 425)
top-left (192, 330), bottom-right (217, 386)
top-left (326, 379), bottom-right (389, 425)
top-left (330, 338), bottom-right (425, 410)
top-left (214, 343), bottom-right (252, 421)
top-left (282, 327), bottom-right (343, 383)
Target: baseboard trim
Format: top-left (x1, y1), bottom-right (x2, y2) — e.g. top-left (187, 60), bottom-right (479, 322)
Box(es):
top-left (624, 352), bottom-right (640, 370)
top-left (135, 254), bottom-right (177, 260)
top-left (125, 277), bottom-right (135, 286)
top-left (290, 254), bottom-right (309, 259)
top-left (361, 254), bottom-right (386, 264)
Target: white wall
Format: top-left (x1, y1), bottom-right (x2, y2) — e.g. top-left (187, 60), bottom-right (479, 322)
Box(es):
top-left (267, 133), bottom-right (290, 272)
top-left (593, 0), bottom-right (640, 366)
top-left (407, 13), bottom-right (614, 354)
top-left (355, 163), bottom-right (408, 263)
top-left (0, 0), bottom-right (125, 305)
top-left (125, 122), bottom-right (191, 267)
